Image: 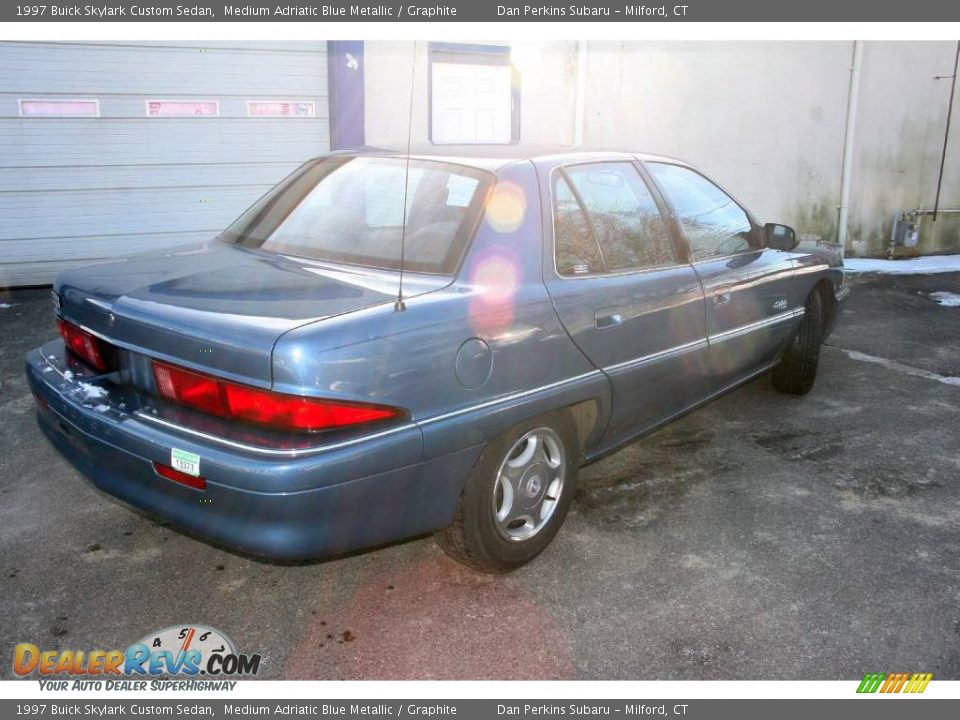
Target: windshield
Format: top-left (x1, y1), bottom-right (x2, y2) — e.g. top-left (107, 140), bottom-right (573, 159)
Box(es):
top-left (220, 156), bottom-right (492, 275)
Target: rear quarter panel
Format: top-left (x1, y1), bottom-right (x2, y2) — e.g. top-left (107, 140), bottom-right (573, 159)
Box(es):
top-left (271, 162), bottom-right (608, 462)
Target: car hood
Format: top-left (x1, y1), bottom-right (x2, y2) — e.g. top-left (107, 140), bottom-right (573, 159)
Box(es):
top-left (54, 241), bottom-right (446, 385)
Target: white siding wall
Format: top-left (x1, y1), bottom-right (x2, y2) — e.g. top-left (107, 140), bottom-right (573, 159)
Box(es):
top-left (0, 41), bottom-right (330, 286)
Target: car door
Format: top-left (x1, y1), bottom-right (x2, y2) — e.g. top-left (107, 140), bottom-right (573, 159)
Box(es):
top-left (540, 159), bottom-right (709, 447)
top-left (645, 162), bottom-right (800, 387)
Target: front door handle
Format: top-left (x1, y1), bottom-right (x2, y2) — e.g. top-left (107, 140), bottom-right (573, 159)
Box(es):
top-left (595, 311), bottom-right (624, 329)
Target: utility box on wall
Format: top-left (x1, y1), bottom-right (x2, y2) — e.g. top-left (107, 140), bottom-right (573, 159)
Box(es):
top-left (892, 214), bottom-right (920, 249)
top-left (889, 211), bottom-right (960, 258)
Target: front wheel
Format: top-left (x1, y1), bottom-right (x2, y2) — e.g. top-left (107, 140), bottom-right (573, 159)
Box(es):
top-left (772, 289), bottom-right (824, 395)
top-left (436, 413), bottom-right (579, 573)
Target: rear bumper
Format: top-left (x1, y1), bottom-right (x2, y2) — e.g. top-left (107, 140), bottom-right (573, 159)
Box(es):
top-left (26, 344), bottom-right (481, 561)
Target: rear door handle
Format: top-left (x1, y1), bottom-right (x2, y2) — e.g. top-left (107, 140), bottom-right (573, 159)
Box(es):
top-left (595, 311), bottom-right (624, 329)
top-left (713, 287), bottom-right (732, 306)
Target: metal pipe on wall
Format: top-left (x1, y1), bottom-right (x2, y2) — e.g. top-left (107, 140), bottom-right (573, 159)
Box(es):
top-left (837, 40), bottom-right (863, 258)
top-left (933, 41), bottom-right (960, 222)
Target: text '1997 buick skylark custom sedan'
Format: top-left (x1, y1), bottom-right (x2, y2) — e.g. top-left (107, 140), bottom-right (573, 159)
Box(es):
top-left (26, 150), bottom-right (847, 572)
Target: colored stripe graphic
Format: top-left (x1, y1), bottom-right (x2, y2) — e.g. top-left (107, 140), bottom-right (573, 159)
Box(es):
top-left (904, 673), bottom-right (933, 693)
top-left (857, 672), bottom-right (932, 693)
top-left (857, 673), bottom-right (885, 693)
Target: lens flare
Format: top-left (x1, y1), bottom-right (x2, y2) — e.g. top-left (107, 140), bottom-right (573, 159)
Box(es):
top-left (485, 182), bottom-right (526, 233)
top-left (468, 250), bottom-right (522, 334)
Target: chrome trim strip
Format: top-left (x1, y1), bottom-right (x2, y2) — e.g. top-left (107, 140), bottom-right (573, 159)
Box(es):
top-left (74, 320), bottom-right (115, 345)
top-left (138, 370), bottom-right (606, 451)
top-left (418, 370), bottom-right (605, 426)
top-left (46, 307), bottom-right (801, 459)
top-left (603, 338), bottom-right (709, 374)
top-left (708, 308), bottom-right (804, 345)
top-left (133, 412), bottom-right (417, 458)
top-left (41, 353), bottom-right (66, 380)
top-left (599, 309), bottom-right (802, 375)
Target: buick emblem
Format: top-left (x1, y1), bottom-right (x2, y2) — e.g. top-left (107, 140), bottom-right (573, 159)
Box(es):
top-left (526, 474), bottom-right (542, 498)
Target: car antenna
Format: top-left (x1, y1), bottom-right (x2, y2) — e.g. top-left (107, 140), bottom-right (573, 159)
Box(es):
top-left (395, 41), bottom-right (417, 313)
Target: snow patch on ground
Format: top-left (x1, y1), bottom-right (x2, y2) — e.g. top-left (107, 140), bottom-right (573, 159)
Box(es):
top-left (62, 370), bottom-right (74, 382)
top-left (844, 255), bottom-right (960, 275)
top-left (929, 291), bottom-right (960, 307)
top-left (0, 303), bottom-right (14, 309)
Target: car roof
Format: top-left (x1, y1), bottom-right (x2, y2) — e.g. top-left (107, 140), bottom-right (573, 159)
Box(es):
top-left (326, 146), bottom-right (692, 173)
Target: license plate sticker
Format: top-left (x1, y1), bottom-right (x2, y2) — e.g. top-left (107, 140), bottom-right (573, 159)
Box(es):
top-left (171, 448), bottom-right (200, 477)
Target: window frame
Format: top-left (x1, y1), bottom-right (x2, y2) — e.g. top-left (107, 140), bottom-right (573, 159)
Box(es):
top-left (548, 160), bottom-right (688, 280)
top-left (642, 161), bottom-right (762, 265)
top-left (427, 42), bottom-right (521, 146)
top-left (218, 155), bottom-right (496, 277)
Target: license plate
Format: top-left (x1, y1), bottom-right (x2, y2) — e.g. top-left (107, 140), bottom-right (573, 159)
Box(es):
top-left (171, 448), bottom-right (200, 477)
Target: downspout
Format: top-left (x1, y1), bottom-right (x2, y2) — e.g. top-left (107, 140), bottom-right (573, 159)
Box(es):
top-left (573, 40), bottom-right (587, 147)
top-left (837, 40), bottom-right (863, 258)
top-left (932, 41), bottom-right (960, 221)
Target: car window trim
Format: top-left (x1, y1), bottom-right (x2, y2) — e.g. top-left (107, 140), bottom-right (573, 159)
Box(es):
top-left (221, 154), bottom-right (497, 277)
top-left (548, 160), bottom-right (687, 281)
top-left (631, 159), bottom-right (692, 265)
top-left (641, 160), bottom-right (762, 264)
top-left (555, 167), bottom-right (608, 275)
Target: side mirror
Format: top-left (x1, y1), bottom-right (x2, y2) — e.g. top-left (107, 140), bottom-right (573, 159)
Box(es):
top-left (764, 223), bottom-right (798, 251)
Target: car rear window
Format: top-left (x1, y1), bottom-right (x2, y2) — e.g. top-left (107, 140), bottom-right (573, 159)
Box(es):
top-left (220, 156), bottom-right (492, 275)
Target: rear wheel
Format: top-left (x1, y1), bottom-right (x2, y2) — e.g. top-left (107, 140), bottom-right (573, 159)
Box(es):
top-left (436, 413), bottom-right (579, 573)
top-left (772, 289), bottom-right (824, 395)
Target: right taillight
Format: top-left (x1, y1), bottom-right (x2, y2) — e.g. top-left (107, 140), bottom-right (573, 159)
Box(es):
top-left (57, 318), bottom-right (113, 372)
top-left (151, 360), bottom-right (404, 432)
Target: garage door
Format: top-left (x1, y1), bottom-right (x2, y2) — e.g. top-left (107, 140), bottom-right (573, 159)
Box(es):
top-left (0, 41), bottom-right (330, 287)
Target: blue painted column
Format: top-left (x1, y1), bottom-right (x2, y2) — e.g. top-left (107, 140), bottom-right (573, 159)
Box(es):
top-left (327, 40), bottom-right (365, 150)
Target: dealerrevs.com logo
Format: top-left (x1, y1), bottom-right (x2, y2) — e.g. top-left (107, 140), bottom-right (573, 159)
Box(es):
top-left (14, 625), bottom-right (260, 690)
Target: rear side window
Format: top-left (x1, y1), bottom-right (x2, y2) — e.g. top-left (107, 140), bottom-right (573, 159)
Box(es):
top-left (553, 176), bottom-right (603, 276)
top-left (647, 163), bottom-right (755, 261)
top-left (220, 156), bottom-right (491, 275)
top-left (564, 163), bottom-right (677, 272)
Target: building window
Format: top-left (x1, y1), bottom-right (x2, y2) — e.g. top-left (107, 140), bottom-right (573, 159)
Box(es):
top-left (429, 43), bottom-right (519, 145)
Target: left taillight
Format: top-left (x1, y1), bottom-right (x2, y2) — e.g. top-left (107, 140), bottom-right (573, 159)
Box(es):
top-left (57, 319), bottom-right (114, 372)
top-left (151, 360), bottom-right (405, 433)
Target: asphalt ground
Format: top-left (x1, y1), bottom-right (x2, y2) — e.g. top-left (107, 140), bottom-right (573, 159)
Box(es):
top-left (1, 271), bottom-right (958, 680)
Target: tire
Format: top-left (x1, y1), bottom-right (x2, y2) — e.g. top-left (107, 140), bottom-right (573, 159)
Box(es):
top-left (436, 412), bottom-right (580, 573)
top-left (772, 289), bottom-right (824, 395)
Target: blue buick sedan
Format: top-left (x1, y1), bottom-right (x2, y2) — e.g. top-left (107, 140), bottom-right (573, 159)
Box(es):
top-left (26, 151), bottom-right (847, 572)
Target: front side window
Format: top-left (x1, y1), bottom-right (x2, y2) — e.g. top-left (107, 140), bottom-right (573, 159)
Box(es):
top-left (647, 163), bottom-right (755, 261)
top-left (220, 157), bottom-right (490, 274)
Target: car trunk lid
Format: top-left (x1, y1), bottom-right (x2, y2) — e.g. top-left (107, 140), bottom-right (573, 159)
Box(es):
top-left (54, 241), bottom-right (445, 387)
